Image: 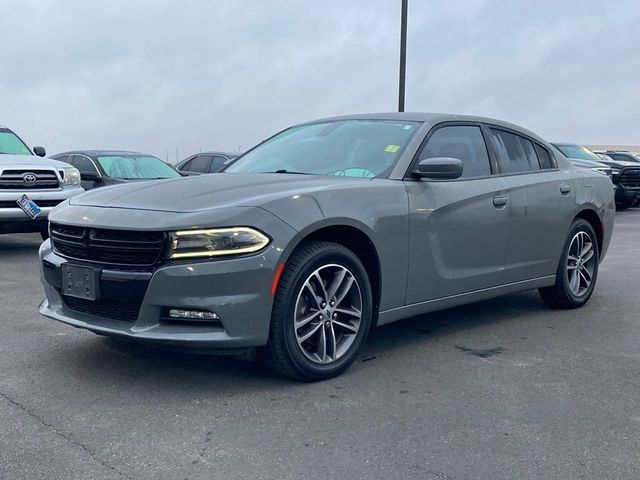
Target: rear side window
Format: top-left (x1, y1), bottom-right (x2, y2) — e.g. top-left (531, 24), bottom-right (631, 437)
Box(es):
top-left (186, 155), bottom-right (212, 173)
top-left (490, 129), bottom-right (540, 173)
top-left (534, 144), bottom-right (555, 169)
top-left (419, 125), bottom-right (491, 178)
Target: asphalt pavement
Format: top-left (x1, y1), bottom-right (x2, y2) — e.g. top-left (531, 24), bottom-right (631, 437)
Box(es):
top-left (1, 210), bottom-right (639, 479)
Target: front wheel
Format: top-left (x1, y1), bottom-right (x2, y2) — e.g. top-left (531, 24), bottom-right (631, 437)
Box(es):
top-left (539, 219), bottom-right (599, 309)
top-left (266, 241), bottom-right (373, 381)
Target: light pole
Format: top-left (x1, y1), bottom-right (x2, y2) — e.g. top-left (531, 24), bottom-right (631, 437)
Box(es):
top-left (398, 0), bottom-right (408, 112)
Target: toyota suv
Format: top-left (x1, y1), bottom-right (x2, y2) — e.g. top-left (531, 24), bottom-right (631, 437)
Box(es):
top-left (0, 125), bottom-right (83, 239)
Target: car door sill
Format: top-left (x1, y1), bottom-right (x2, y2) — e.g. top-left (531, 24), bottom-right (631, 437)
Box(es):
top-left (377, 275), bottom-right (556, 326)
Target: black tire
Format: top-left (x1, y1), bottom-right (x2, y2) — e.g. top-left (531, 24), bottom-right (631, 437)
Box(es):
top-left (266, 241), bottom-right (373, 381)
top-left (539, 219), bottom-right (599, 309)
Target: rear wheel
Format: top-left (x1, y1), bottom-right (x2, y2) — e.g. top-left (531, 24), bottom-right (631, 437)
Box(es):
top-left (539, 219), bottom-right (599, 309)
top-left (267, 241), bottom-right (373, 381)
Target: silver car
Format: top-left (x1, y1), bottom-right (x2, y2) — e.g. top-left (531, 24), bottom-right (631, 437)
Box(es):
top-left (38, 113), bottom-right (615, 380)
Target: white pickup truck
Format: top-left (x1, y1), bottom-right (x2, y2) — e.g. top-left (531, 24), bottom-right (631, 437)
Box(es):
top-left (0, 125), bottom-right (84, 239)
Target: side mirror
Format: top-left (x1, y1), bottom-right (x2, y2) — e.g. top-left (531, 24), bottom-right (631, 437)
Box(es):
top-left (33, 146), bottom-right (46, 157)
top-left (80, 171), bottom-right (100, 182)
top-left (414, 157), bottom-right (463, 180)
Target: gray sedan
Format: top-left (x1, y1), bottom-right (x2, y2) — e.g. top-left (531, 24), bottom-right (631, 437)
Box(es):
top-left (38, 113), bottom-right (615, 380)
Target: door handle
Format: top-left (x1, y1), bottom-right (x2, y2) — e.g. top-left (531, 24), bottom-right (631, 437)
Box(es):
top-left (560, 185), bottom-right (571, 195)
top-left (493, 196), bottom-right (508, 208)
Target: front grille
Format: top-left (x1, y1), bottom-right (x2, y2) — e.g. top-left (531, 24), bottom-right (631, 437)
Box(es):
top-left (0, 199), bottom-right (63, 208)
top-left (62, 295), bottom-right (141, 322)
top-left (50, 223), bottom-right (166, 266)
top-left (618, 168), bottom-right (640, 188)
top-left (0, 169), bottom-right (60, 189)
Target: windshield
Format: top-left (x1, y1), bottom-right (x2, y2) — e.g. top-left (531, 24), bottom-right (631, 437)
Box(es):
top-left (95, 155), bottom-right (181, 179)
top-left (225, 119), bottom-right (422, 178)
top-left (555, 144), bottom-right (601, 161)
top-left (0, 129), bottom-right (32, 155)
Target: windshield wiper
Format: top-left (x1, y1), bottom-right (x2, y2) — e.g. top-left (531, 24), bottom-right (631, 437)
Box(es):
top-left (270, 169), bottom-right (313, 175)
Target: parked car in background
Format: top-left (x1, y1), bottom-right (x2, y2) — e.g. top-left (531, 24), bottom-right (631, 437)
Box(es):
top-left (51, 150), bottom-right (182, 190)
top-left (175, 151), bottom-right (238, 175)
top-left (553, 143), bottom-right (639, 209)
top-left (0, 124), bottom-right (83, 239)
top-left (596, 152), bottom-right (615, 162)
top-left (593, 150), bottom-right (640, 163)
top-left (39, 113), bottom-right (614, 380)
top-left (550, 146), bottom-right (613, 178)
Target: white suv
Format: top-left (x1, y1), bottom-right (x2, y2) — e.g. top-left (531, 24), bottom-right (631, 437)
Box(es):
top-left (0, 125), bottom-right (84, 239)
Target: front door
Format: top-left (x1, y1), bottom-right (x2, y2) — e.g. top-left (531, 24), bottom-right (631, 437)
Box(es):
top-left (405, 124), bottom-right (511, 304)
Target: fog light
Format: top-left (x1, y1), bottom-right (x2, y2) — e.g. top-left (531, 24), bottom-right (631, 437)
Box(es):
top-left (168, 309), bottom-right (220, 321)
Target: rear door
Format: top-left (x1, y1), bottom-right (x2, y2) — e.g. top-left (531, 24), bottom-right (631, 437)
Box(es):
top-left (404, 123), bottom-right (511, 304)
top-left (488, 127), bottom-right (576, 282)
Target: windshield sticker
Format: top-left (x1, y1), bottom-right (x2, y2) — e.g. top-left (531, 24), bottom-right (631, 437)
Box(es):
top-left (385, 144), bottom-right (400, 153)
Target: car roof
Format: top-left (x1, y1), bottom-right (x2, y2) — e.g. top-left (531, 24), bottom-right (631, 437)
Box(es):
top-left (53, 150), bottom-right (158, 157)
top-left (300, 112), bottom-right (548, 143)
top-left (184, 151), bottom-right (239, 158)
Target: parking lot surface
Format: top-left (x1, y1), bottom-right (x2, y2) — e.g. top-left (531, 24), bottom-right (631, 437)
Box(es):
top-left (1, 210), bottom-right (639, 480)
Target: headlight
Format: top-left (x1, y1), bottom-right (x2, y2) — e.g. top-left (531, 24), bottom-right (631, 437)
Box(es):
top-left (610, 168), bottom-right (621, 175)
top-left (62, 167), bottom-right (81, 186)
top-left (167, 227), bottom-right (270, 259)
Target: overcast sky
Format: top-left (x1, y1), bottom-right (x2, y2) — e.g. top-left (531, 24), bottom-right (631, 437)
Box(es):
top-left (1, 0), bottom-right (638, 162)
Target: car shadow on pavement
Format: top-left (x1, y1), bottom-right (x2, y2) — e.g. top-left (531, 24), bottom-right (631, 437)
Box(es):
top-left (362, 289), bottom-right (548, 359)
top-left (50, 289), bottom-right (554, 391)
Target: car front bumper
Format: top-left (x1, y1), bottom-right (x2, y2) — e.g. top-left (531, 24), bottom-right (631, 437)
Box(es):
top-left (38, 239), bottom-right (281, 350)
top-left (614, 186), bottom-right (640, 204)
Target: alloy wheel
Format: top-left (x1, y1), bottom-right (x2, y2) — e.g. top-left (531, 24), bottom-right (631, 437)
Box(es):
top-left (293, 264), bottom-right (363, 364)
top-left (566, 231), bottom-right (596, 297)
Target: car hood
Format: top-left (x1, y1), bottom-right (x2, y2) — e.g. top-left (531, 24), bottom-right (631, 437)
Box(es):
top-left (0, 153), bottom-right (72, 169)
top-left (69, 173), bottom-right (369, 213)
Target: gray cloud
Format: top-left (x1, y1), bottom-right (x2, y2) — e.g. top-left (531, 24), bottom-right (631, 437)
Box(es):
top-left (1, 0), bottom-right (638, 162)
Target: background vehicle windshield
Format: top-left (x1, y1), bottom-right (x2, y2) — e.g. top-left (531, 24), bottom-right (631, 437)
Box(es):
top-left (96, 155), bottom-right (181, 179)
top-left (225, 119), bottom-right (422, 178)
top-left (555, 144), bottom-right (602, 161)
top-left (0, 128), bottom-right (32, 155)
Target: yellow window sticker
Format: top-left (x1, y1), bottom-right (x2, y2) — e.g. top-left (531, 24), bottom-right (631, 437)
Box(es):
top-left (385, 144), bottom-right (400, 153)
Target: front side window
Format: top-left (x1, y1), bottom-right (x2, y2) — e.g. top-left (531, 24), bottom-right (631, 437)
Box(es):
top-left (95, 155), bottom-right (180, 179)
top-left (490, 129), bottom-right (540, 174)
top-left (0, 128), bottom-right (32, 155)
top-left (73, 155), bottom-right (98, 173)
top-left (210, 155), bottom-right (230, 173)
top-left (419, 125), bottom-right (491, 178)
top-left (225, 120), bottom-right (422, 178)
top-left (187, 155), bottom-right (212, 173)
